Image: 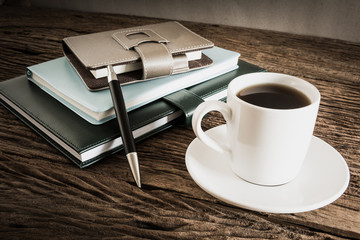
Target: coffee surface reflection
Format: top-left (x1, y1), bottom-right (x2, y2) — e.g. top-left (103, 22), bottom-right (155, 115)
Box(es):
top-left (237, 83), bottom-right (311, 109)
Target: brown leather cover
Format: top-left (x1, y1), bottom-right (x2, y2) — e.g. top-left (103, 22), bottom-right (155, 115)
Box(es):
top-left (63, 21), bottom-right (214, 91)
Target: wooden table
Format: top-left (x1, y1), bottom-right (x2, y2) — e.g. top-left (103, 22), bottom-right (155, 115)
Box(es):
top-left (1, 6), bottom-right (359, 239)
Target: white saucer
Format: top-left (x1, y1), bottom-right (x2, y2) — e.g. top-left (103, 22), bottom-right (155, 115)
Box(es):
top-left (185, 125), bottom-right (350, 213)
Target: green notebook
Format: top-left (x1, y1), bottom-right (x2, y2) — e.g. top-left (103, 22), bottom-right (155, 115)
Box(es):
top-left (0, 60), bottom-right (265, 168)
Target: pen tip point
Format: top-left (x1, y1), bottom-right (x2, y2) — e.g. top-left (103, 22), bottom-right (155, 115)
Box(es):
top-left (127, 152), bottom-right (141, 188)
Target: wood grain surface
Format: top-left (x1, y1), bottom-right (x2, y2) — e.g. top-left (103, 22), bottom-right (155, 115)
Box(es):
top-left (0, 5), bottom-right (359, 239)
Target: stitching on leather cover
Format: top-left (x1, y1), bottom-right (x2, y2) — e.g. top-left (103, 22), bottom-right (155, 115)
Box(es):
top-left (161, 43), bottom-right (174, 75)
top-left (134, 46), bottom-right (148, 79)
top-left (64, 38), bottom-right (137, 68)
top-left (112, 28), bottom-right (168, 50)
top-left (170, 21), bottom-right (213, 52)
top-left (64, 22), bottom-right (213, 68)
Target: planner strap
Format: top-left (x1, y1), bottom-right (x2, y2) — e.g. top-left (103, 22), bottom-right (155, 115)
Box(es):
top-left (163, 89), bottom-right (204, 127)
top-left (113, 29), bottom-right (189, 80)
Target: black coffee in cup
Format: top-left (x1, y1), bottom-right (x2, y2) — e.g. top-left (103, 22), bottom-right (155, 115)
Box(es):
top-left (237, 83), bottom-right (311, 109)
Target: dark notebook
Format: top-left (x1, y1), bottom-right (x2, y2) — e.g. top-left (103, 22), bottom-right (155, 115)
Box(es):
top-left (0, 60), bottom-right (265, 167)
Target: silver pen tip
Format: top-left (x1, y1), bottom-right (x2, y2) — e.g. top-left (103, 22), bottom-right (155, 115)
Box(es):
top-left (126, 152), bottom-right (141, 188)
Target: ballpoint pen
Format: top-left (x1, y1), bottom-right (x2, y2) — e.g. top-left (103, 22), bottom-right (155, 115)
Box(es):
top-left (107, 65), bottom-right (141, 188)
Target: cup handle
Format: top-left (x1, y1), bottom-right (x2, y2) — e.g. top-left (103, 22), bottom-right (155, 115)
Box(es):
top-left (192, 100), bottom-right (232, 154)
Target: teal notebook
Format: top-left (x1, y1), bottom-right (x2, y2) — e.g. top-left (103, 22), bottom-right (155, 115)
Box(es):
top-left (27, 47), bottom-right (240, 125)
top-left (0, 61), bottom-right (265, 168)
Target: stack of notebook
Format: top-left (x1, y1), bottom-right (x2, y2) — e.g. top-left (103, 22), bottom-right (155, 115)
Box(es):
top-left (0, 45), bottom-right (265, 168)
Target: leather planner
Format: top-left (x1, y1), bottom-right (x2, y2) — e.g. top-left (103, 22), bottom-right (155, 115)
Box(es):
top-left (63, 21), bottom-right (214, 91)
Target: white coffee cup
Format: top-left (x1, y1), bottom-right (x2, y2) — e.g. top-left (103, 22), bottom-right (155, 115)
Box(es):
top-left (192, 72), bottom-right (320, 186)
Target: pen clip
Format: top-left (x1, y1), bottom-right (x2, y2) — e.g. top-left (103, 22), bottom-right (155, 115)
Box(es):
top-left (107, 65), bottom-right (118, 82)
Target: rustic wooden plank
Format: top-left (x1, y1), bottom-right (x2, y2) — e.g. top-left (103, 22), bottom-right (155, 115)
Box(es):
top-left (0, 5), bottom-right (359, 239)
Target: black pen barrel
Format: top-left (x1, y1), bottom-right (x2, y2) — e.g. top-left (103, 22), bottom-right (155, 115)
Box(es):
top-left (108, 80), bottom-right (136, 154)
